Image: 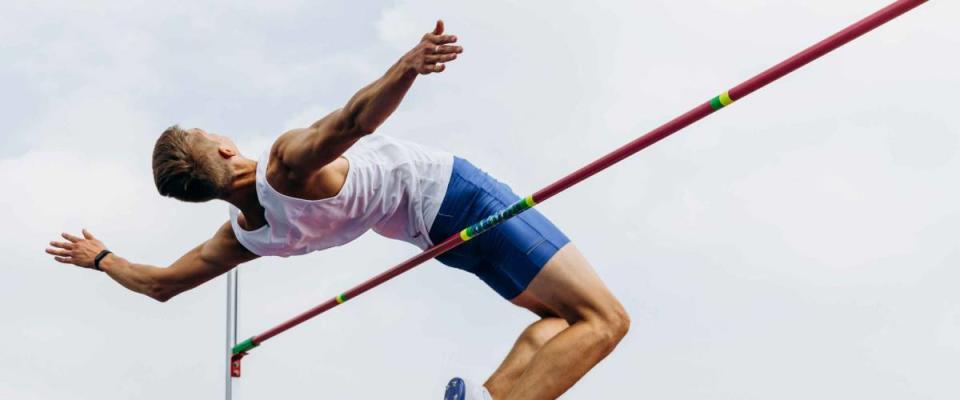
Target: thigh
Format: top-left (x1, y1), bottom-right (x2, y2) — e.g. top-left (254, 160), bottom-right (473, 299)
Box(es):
top-left (470, 206), bottom-right (570, 299)
top-left (515, 243), bottom-right (624, 324)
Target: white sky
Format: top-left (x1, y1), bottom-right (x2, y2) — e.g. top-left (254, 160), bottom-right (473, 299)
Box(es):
top-left (1, 0), bottom-right (958, 399)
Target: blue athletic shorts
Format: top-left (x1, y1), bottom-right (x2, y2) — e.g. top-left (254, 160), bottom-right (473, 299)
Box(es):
top-left (428, 157), bottom-right (571, 300)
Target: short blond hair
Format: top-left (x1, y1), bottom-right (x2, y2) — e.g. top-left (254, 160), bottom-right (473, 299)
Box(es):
top-left (152, 125), bottom-right (231, 202)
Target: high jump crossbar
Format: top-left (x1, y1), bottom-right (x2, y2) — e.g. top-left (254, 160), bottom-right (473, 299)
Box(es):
top-left (230, 0), bottom-right (928, 376)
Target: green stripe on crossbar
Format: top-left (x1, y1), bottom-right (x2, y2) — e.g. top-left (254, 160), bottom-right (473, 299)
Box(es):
top-left (232, 337), bottom-right (259, 354)
top-left (709, 91), bottom-right (734, 110)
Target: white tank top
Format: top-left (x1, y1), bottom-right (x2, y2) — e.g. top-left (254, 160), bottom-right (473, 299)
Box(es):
top-left (229, 135), bottom-right (453, 257)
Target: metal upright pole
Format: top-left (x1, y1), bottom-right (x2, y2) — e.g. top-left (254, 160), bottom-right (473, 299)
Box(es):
top-left (225, 269), bottom-right (239, 400)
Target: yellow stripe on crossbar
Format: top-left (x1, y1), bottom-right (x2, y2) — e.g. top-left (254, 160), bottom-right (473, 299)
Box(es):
top-left (719, 91), bottom-right (733, 106)
top-left (524, 196), bottom-right (536, 207)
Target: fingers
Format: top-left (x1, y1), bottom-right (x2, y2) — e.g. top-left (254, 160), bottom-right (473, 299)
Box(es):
top-left (82, 229), bottom-right (96, 240)
top-left (54, 256), bottom-right (74, 264)
top-left (417, 63), bottom-right (446, 75)
top-left (50, 240), bottom-right (75, 250)
top-left (424, 53), bottom-right (458, 64)
top-left (414, 21), bottom-right (460, 75)
top-left (419, 43), bottom-right (461, 75)
top-left (431, 44), bottom-right (463, 54)
top-left (62, 232), bottom-right (82, 243)
top-left (423, 21), bottom-right (457, 46)
top-left (46, 247), bottom-right (72, 257)
top-left (425, 34), bottom-right (457, 45)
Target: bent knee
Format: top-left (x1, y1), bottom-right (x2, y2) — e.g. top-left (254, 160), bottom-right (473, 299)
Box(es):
top-left (608, 305), bottom-right (631, 340)
top-left (587, 303), bottom-right (631, 351)
top-left (603, 305), bottom-right (630, 339)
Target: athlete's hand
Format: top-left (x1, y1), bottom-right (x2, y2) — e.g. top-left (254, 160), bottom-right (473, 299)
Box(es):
top-left (404, 20), bottom-right (463, 75)
top-left (46, 229), bottom-right (108, 270)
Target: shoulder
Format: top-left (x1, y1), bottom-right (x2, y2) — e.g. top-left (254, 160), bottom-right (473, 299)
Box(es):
top-left (269, 129), bottom-right (316, 193)
top-left (271, 128), bottom-right (308, 172)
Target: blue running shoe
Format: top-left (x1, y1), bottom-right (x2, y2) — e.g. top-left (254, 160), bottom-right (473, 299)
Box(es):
top-left (444, 377), bottom-right (466, 400)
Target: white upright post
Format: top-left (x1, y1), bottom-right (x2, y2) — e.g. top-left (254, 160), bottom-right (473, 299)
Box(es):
top-left (225, 269), bottom-right (239, 400)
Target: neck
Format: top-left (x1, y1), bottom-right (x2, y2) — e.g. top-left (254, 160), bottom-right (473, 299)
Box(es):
top-left (224, 158), bottom-right (262, 216)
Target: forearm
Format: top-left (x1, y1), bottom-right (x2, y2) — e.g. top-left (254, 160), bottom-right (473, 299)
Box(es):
top-left (339, 59), bottom-right (418, 135)
top-left (276, 21), bottom-right (459, 170)
top-left (46, 225), bottom-right (250, 303)
top-left (98, 254), bottom-right (168, 301)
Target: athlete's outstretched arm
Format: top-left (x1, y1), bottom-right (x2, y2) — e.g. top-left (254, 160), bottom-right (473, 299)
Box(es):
top-left (46, 223), bottom-right (258, 302)
top-left (274, 20), bottom-right (463, 172)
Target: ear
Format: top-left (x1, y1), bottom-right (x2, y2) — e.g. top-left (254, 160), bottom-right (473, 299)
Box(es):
top-left (218, 146), bottom-right (237, 158)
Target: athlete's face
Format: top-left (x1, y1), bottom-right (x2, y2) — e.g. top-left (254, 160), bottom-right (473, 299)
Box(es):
top-left (187, 127), bottom-right (240, 159)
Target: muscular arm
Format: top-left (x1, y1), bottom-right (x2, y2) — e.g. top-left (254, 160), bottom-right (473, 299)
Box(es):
top-left (47, 223), bottom-right (258, 302)
top-left (274, 20), bottom-right (463, 173)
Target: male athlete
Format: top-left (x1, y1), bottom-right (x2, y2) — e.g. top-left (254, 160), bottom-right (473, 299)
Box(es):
top-left (46, 21), bottom-right (629, 400)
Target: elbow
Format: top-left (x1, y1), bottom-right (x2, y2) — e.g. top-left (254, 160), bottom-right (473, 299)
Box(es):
top-left (147, 284), bottom-right (176, 303)
top-left (152, 293), bottom-right (173, 303)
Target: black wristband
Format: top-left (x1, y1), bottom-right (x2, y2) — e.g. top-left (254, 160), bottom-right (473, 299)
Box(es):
top-left (94, 250), bottom-right (112, 271)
